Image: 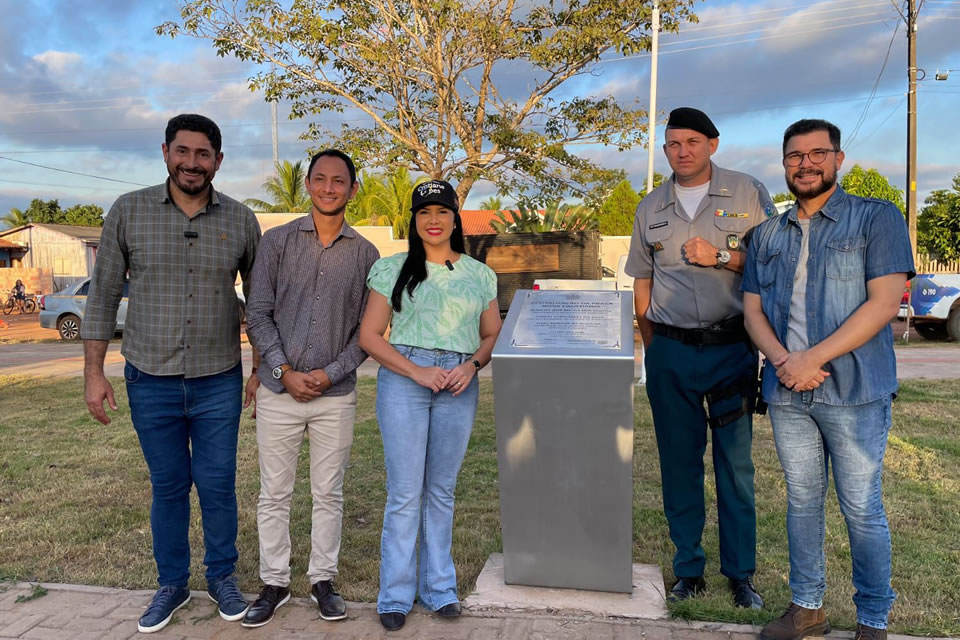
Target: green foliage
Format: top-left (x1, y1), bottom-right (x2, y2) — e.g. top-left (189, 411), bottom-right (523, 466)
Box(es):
top-left (918, 173), bottom-right (960, 261)
top-left (489, 201), bottom-right (597, 233)
top-left (2, 199), bottom-right (103, 228)
top-left (772, 192), bottom-right (795, 203)
top-left (243, 160), bottom-right (311, 213)
top-left (346, 167), bottom-right (425, 239)
top-left (597, 180), bottom-right (640, 235)
top-left (479, 196), bottom-right (503, 211)
top-left (15, 584), bottom-right (47, 603)
top-left (840, 165), bottom-right (905, 214)
top-left (157, 0), bottom-right (697, 205)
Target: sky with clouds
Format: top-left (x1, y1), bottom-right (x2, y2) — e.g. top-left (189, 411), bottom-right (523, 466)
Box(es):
top-left (0, 0), bottom-right (958, 218)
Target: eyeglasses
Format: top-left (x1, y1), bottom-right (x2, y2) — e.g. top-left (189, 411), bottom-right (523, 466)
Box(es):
top-left (783, 148), bottom-right (839, 167)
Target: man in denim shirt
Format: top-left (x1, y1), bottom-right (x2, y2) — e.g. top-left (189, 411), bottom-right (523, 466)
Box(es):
top-left (742, 119), bottom-right (914, 640)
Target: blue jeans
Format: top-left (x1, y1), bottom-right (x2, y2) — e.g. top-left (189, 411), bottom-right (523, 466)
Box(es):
top-left (376, 346), bottom-right (479, 615)
top-left (125, 361), bottom-right (243, 588)
top-left (769, 394), bottom-right (895, 629)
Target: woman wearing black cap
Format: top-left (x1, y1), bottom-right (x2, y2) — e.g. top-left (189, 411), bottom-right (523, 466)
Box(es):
top-left (358, 180), bottom-right (502, 631)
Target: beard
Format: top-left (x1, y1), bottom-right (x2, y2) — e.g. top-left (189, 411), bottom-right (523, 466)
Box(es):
top-left (787, 167), bottom-right (837, 199)
top-left (168, 165), bottom-right (213, 196)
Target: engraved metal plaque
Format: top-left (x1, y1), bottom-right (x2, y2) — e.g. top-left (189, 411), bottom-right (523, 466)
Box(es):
top-left (511, 290), bottom-right (622, 349)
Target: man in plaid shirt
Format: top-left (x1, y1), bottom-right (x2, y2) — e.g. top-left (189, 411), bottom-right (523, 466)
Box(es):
top-left (82, 114), bottom-right (260, 634)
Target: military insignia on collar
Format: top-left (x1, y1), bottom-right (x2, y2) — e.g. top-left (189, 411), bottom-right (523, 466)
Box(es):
top-left (652, 241), bottom-right (664, 252)
top-left (726, 234), bottom-right (740, 250)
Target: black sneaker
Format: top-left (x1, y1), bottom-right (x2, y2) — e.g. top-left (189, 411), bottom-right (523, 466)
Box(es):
top-left (241, 584), bottom-right (291, 628)
top-left (310, 580), bottom-right (347, 621)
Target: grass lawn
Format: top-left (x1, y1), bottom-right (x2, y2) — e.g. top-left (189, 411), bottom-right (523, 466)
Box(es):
top-left (0, 376), bottom-right (958, 636)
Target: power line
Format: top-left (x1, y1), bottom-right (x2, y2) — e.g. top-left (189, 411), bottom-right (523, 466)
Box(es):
top-left (844, 96), bottom-right (906, 152)
top-left (658, 11), bottom-right (894, 48)
top-left (0, 156), bottom-right (149, 187)
top-left (677, 2), bottom-right (890, 33)
top-left (0, 178), bottom-right (130, 192)
top-left (844, 18), bottom-right (901, 149)
top-left (607, 17), bottom-right (890, 60)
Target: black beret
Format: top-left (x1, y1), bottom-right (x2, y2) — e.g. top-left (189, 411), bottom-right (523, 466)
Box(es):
top-left (666, 107), bottom-right (719, 139)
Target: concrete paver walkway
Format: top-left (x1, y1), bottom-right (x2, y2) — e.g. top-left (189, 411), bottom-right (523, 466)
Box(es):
top-left (0, 582), bottom-right (947, 640)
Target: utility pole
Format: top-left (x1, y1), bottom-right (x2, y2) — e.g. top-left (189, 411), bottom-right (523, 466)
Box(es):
top-left (271, 61), bottom-right (279, 173)
top-left (271, 100), bottom-right (279, 170)
top-left (906, 0), bottom-right (918, 257)
top-left (902, 0), bottom-right (918, 342)
top-left (646, 0), bottom-right (660, 194)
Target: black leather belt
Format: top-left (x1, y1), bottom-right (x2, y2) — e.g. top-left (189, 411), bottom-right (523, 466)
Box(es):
top-left (653, 315), bottom-right (750, 346)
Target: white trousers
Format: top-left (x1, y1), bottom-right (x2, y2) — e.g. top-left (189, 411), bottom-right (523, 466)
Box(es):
top-left (255, 386), bottom-right (356, 586)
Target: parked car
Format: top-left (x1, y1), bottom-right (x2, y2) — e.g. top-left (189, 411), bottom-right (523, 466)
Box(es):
top-left (40, 279), bottom-right (247, 341)
top-left (39, 278), bottom-right (129, 341)
top-left (900, 273), bottom-right (960, 341)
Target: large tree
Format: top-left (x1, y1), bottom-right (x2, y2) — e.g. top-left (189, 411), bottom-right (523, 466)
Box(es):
top-left (157, 0), bottom-right (696, 205)
top-left (243, 160), bottom-right (312, 212)
top-left (839, 165), bottom-right (905, 214)
top-left (918, 173), bottom-right (960, 261)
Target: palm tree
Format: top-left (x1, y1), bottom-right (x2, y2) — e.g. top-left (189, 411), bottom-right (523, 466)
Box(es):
top-left (1, 207), bottom-right (30, 228)
top-left (243, 160), bottom-right (312, 213)
top-left (489, 201), bottom-right (597, 233)
top-left (348, 167), bottom-right (424, 239)
top-left (479, 196), bottom-right (503, 211)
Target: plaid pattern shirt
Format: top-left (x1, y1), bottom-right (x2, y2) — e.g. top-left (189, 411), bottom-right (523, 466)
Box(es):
top-left (82, 181), bottom-right (261, 378)
top-left (246, 216), bottom-right (380, 395)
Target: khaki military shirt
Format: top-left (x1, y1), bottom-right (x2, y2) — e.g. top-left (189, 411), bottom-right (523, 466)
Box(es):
top-left (624, 162), bottom-right (775, 329)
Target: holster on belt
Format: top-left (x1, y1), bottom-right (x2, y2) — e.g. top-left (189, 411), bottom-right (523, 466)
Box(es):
top-left (705, 350), bottom-right (764, 428)
top-left (705, 375), bottom-right (757, 429)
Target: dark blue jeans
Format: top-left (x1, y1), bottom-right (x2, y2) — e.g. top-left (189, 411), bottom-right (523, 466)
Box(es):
top-left (645, 335), bottom-right (758, 581)
top-left (125, 361), bottom-right (243, 587)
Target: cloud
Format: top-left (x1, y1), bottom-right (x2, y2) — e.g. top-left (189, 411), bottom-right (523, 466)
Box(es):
top-left (31, 51), bottom-right (84, 75)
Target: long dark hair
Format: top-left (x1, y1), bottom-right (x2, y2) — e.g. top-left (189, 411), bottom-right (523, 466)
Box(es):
top-left (390, 209), bottom-right (466, 312)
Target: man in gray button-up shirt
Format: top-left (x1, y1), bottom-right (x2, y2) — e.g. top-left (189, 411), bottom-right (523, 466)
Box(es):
top-left (625, 107), bottom-right (774, 609)
top-left (241, 149), bottom-right (379, 628)
top-left (81, 114), bottom-right (259, 633)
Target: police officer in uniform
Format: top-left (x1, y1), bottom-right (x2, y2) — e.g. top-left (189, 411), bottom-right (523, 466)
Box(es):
top-left (625, 108), bottom-right (774, 609)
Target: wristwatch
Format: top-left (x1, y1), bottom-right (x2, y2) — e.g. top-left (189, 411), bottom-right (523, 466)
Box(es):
top-left (472, 359), bottom-right (482, 371)
top-left (715, 250), bottom-right (731, 269)
top-left (272, 365), bottom-right (288, 380)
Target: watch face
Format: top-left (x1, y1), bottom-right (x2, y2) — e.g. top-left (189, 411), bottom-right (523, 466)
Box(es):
top-left (272, 366), bottom-right (284, 380)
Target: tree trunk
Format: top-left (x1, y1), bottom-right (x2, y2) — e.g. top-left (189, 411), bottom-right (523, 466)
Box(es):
top-left (455, 175), bottom-right (476, 208)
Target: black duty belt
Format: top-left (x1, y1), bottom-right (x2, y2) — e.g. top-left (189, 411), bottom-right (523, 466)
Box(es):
top-left (653, 315), bottom-right (750, 346)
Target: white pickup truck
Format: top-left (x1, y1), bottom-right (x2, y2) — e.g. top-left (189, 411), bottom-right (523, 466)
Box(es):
top-left (902, 273), bottom-right (960, 341)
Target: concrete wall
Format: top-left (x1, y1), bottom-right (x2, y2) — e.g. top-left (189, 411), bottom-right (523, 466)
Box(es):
top-left (0, 268), bottom-right (55, 295)
top-left (254, 215), bottom-right (409, 258)
top-left (254, 214), bottom-right (631, 272)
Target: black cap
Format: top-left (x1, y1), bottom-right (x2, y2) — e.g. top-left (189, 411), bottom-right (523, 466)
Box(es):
top-left (411, 180), bottom-right (458, 213)
top-left (666, 107), bottom-right (719, 139)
